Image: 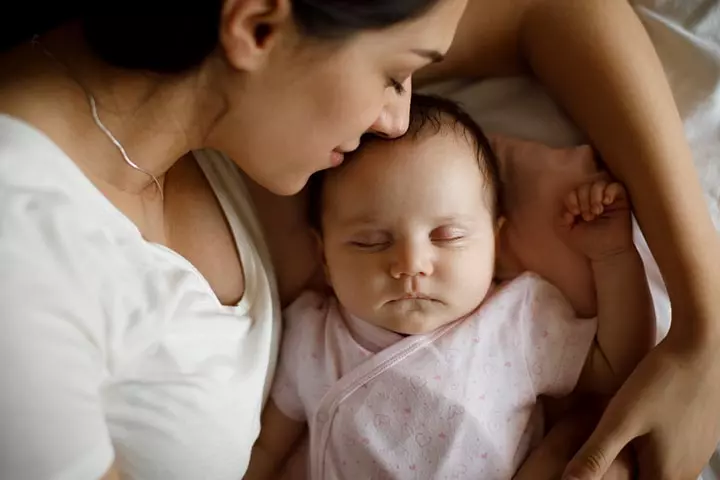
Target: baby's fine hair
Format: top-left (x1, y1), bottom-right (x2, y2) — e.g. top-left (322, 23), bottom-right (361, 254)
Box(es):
top-left (307, 93), bottom-right (501, 232)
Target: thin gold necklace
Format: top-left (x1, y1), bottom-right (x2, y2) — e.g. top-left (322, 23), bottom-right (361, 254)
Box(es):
top-left (30, 35), bottom-right (164, 199)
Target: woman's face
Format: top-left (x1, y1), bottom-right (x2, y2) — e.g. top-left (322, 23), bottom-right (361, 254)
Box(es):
top-left (207, 0), bottom-right (468, 195)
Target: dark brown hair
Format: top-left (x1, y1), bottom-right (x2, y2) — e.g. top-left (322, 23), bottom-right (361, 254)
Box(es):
top-left (80, 0), bottom-right (443, 73)
top-left (3, 1), bottom-right (443, 67)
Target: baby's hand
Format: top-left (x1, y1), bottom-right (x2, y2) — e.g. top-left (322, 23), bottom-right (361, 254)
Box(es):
top-left (560, 180), bottom-right (633, 262)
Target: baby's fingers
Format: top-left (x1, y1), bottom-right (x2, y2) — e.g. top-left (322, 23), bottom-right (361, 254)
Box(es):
top-left (577, 184), bottom-right (594, 220)
top-left (603, 183), bottom-right (627, 205)
top-left (590, 180), bottom-right (609, 216)
top-left (564, 190), bottom-right (581, 217)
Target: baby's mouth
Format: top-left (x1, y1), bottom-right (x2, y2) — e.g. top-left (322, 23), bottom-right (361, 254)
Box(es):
top-left (400, 293), bottom-right (431, 300)
top-left (388, 293), bottom-right (440, 304)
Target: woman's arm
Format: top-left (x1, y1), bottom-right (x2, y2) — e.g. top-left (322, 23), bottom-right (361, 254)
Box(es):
top-left (427, 0), bottom-right (719, 331)
top-left (517, 2), bottom-right (720, 478)
top-left (517, 0), bottom-right (719, 335)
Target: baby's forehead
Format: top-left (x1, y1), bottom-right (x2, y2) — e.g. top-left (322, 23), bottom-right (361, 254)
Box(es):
top-left (309, 100), bottom-right (501, 231)
top-left (323, 133), bottom-right (491, 216)
top-left (327, 130), bottom-right (484, 192)
top-left (339, 126), bottom-right (477, 170)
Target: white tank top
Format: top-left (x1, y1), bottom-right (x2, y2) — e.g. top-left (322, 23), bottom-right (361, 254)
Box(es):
top-left (0, 115), bottom-right (281, 479)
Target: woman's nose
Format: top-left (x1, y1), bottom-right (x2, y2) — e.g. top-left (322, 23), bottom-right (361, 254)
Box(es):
top-left (369, 79), bottom-right (411, 139)
top-left (389, 240), bottom-right (434, 279)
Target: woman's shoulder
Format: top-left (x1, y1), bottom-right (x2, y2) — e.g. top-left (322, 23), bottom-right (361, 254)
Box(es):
top-left (0, 115), bottom-right (138, 265)
top-left (0, 114), bottom-right (132, 253)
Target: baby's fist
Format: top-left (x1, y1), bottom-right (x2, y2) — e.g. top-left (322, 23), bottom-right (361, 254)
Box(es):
top-left (560, 180), bottom-right (633, 261)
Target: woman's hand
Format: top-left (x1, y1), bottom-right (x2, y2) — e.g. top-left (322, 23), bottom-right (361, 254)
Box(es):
top-left (515, 396), bottom-right (636, 480)
top-left (564, 330), bottom-right (720, 480)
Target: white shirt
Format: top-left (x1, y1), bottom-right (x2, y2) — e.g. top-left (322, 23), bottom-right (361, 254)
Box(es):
top-left (0, 115), bottom-right (281, 479)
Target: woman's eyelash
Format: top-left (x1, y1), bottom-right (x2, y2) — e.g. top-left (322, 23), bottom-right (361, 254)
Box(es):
top-left (389, 79), bottom-right (406, 95)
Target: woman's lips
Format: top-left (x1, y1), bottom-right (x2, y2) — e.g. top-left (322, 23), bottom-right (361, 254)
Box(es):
top-left (330, 150), bottom-right (345, 167)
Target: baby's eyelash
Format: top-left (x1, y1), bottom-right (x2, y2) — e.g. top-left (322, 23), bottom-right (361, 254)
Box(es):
top-left (431, 226), bottom-right (466, 242)
top-left (350, 241), bottom-right (391, 252)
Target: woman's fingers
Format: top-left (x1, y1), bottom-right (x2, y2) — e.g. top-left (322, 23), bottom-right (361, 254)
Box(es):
top-left (562, 398), bottom-right (640, 480)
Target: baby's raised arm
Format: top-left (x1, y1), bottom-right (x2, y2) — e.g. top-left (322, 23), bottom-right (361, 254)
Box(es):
top-left (515, 181), bottom-right (653, 479)
top-left (561, 180), bottom-right (655, 393)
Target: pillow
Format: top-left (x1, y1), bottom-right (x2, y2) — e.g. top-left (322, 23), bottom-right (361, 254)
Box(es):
top-left (492, 134), bottom-right (606, 317)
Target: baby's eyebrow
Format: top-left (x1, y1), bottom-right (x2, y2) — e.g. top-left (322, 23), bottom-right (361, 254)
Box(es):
top-left (335, 214), bottom-right (380, 229)
top-left (431, 214), bottom-right (478, 225)
top-left (334, 213), bottom-right (480, 230)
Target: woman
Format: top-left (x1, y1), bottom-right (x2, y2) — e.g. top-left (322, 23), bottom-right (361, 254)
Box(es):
top-left (0, 1), bottom-right (465, 479)
top-left (0, 0), bottom-right (717, 479)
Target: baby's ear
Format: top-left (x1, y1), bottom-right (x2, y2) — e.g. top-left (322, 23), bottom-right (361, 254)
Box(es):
top-left (495, 216), bottom-right (507, 234)
top-left (494, 216), bottom-right (507, 257)
top-left (494, 216), bottom-right (523, 282)
top-left (311, 229), bottom-right (332, 287)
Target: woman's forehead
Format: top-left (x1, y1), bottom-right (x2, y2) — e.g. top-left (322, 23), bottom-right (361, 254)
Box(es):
top-left (353, 0), bottom-right (467, 55)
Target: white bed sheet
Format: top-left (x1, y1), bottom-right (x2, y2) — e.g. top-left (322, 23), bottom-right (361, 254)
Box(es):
top-left (423, 1), bottom-right (720, 477)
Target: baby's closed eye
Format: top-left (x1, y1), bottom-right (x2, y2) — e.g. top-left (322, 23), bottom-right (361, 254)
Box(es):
top-left (431, 226), bottom-right (466, 243)
top-left (348, 231), bottom-right (392, 250)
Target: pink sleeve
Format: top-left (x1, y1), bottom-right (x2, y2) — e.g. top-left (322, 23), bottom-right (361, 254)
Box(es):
top-left (270, 292), bottom-right (324, 422)
top-left (520, 276), bottom-right (598, 397)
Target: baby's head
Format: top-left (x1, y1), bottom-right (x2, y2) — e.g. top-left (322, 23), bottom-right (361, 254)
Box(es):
top-left (308, 94), bottom-right (501, 335)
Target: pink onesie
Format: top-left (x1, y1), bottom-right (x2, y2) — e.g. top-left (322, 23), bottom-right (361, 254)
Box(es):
top-left (272, 273), bottom-right (597, 479)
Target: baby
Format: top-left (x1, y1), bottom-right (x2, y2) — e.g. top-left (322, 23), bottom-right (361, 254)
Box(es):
top-left (246, 95), bottom-right (654, 479)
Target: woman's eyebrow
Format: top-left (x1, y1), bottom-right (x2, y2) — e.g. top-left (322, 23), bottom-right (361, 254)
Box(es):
top-left (412, 49), bottom-right (445, 63)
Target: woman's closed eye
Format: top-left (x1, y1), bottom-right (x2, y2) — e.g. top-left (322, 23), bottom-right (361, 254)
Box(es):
top-left (387, 78), bottom-right (406, 95)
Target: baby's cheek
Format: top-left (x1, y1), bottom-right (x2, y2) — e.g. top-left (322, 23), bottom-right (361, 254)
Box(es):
top-left (333, 267), bottom-right (386, 311)
top-left (454, 247), bottom-right (494, 282)
top-left (440, 256), bottom-right (493, 311)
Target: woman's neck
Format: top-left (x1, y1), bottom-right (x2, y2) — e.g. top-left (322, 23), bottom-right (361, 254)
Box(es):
top-left (0, 24), bottom-right (222, 198)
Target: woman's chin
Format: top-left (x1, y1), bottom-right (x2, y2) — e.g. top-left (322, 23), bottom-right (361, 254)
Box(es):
top-left (259, 174), bottom-right (310, 197)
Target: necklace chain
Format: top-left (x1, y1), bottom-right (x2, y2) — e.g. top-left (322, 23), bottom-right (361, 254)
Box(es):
top-left (30, 35), bottom-right (164, 199)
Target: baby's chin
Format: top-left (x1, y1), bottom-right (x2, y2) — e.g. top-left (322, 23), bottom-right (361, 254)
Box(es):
top-left (376, 300), bottom-right (467, 335)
